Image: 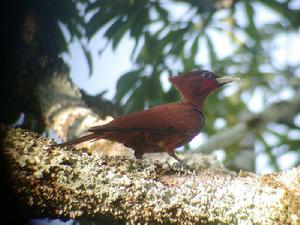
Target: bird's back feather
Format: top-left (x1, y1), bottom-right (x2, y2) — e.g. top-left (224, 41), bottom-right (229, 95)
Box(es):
top-left (89, 102), bottom-right (203, 136)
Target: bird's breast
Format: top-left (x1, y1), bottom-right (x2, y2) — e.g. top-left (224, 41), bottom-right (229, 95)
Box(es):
top-left (193, 107), bottom-right (205, 132)
top-left (176, 107), bottom-right (205, 136)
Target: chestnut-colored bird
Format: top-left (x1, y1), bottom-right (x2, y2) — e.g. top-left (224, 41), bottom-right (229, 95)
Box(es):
top-left (55, 70), bottom-right (239, 163)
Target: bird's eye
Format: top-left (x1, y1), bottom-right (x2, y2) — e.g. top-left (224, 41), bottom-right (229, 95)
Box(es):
top-left (202, 71), bottom-right (213, 79)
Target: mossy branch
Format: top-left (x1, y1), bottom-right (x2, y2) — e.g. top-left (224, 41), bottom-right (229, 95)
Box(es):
top-left (1, 127), bottom-right (300, 225)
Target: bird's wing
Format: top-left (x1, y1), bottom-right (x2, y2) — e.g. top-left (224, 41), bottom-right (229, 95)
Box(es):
top-left (88, 103), bottom-right (202, 136)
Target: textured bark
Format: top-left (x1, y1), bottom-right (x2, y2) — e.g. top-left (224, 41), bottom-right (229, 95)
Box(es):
top-left (35, 69), bottom-right (105, 139)
top-left (1, 127), bottom-right (299, 225)
top-left (28, 41), bottom-right (119, 142)
top-left (1, 0), bottom-right (118, 139)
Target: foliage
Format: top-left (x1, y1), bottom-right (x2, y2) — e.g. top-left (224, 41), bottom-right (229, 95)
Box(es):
top-left (10, 0), bottom-right (300, 171)
top-left (47, 0), bottom-right (93, 74)
top-left (82, 0), bottom-right (300, 171)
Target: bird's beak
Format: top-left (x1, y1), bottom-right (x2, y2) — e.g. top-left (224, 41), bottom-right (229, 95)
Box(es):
top-left (216, 76), bottom-right (240, 85)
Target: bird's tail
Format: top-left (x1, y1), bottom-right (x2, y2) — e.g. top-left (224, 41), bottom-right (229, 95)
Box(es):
top-left (52, 133), bottom-right (99, 147)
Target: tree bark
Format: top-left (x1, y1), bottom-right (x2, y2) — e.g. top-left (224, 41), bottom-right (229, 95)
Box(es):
top-left (1, 0), bottom-right (118, 138)
top-left (1, 127), bottom-right (299, 225)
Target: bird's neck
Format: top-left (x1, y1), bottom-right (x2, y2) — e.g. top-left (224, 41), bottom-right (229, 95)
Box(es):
top-left (183, 95), bottom-right (206, 111)
top-left (177, 85), bottom-right (212, 111)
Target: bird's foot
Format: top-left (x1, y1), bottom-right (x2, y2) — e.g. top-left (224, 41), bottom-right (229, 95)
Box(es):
top-left (168, 151), bottom-right (193, 170)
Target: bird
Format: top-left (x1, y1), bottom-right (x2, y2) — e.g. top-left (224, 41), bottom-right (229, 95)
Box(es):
top-left (54, 70), bottom-right (239, 164)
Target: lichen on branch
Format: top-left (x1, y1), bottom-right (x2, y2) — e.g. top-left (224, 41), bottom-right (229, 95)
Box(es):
top-left (1, 127), bottom-right (300, 224)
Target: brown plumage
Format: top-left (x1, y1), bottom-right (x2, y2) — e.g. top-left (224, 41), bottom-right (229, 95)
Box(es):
top-left (54, 70), bottom-right (239, 163)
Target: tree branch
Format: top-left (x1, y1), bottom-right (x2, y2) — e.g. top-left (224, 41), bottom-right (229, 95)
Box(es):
top-left (2, 127), bottom-right (299, 224)
top-left (5, 1), bottom-right (118, 140)
top-left (196, 90), bottom-right (300, 154)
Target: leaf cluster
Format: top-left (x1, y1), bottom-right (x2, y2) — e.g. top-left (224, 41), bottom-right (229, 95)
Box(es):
top-left (54, 0), bottom-right (300, 171)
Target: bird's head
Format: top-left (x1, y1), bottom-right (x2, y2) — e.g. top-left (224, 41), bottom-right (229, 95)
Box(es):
top-left (169, 70), bottom-right (240, 109)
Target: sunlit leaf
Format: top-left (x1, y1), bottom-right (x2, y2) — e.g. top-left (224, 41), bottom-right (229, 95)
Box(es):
top-left (86, 11), bottom-right (115, 39)
top-left (80, 43), bottom-right (93, 76)
top-left (190, 35), bottom-right (200, 59)
top-left (47, 0), bottom-right (300, 172)
top-left (115, 70), bottom-right (142, 102)
top-left (123, 78), bottom-right (147, 113)
top-left (205, 34), bottom-right (217, 66)
top-left (244, 1), bottom-right (260, 42)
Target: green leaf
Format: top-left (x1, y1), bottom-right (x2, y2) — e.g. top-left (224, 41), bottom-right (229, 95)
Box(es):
top-left (85, 1), bottom-right (101, 13)
top-left (104, 17), bottom-right (124, 38)
top-left (80, 43), bottom-right (93, 76)
top-left (86, 11), bottom-right (114, 39)
top-left (153, 2), bottom-right (169, 22)
top-left (164, 87), bottom-right (180, 103)
top-left (130, 37), bottom-right (140, 60)
top-left (123, 78), bottom-right (146, 113)
top-left (146, 72), bottom-right (164, 104)
top-left (258, 0), bottom-right (300, 28)
top-left (136, 32), bottom-right (164, 64)
top-left (164, 25), bottom-right (192, 57)
top-left (122, 3), bottom-right (149, 38)
top-left (54, 0), bottom-right (84, 39)
top-left (205, 34), bottom-right (218, 66)
top-left (57, 23), bottom-right (69, 53)
top-left (115, 70), bottom-right (142, 102)
top-left (190, 35), bottom-right (200, 59)
top-left (244, 1), bottom-right (259, 42)
top-left (104, 17), bottom-right (130, 50)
